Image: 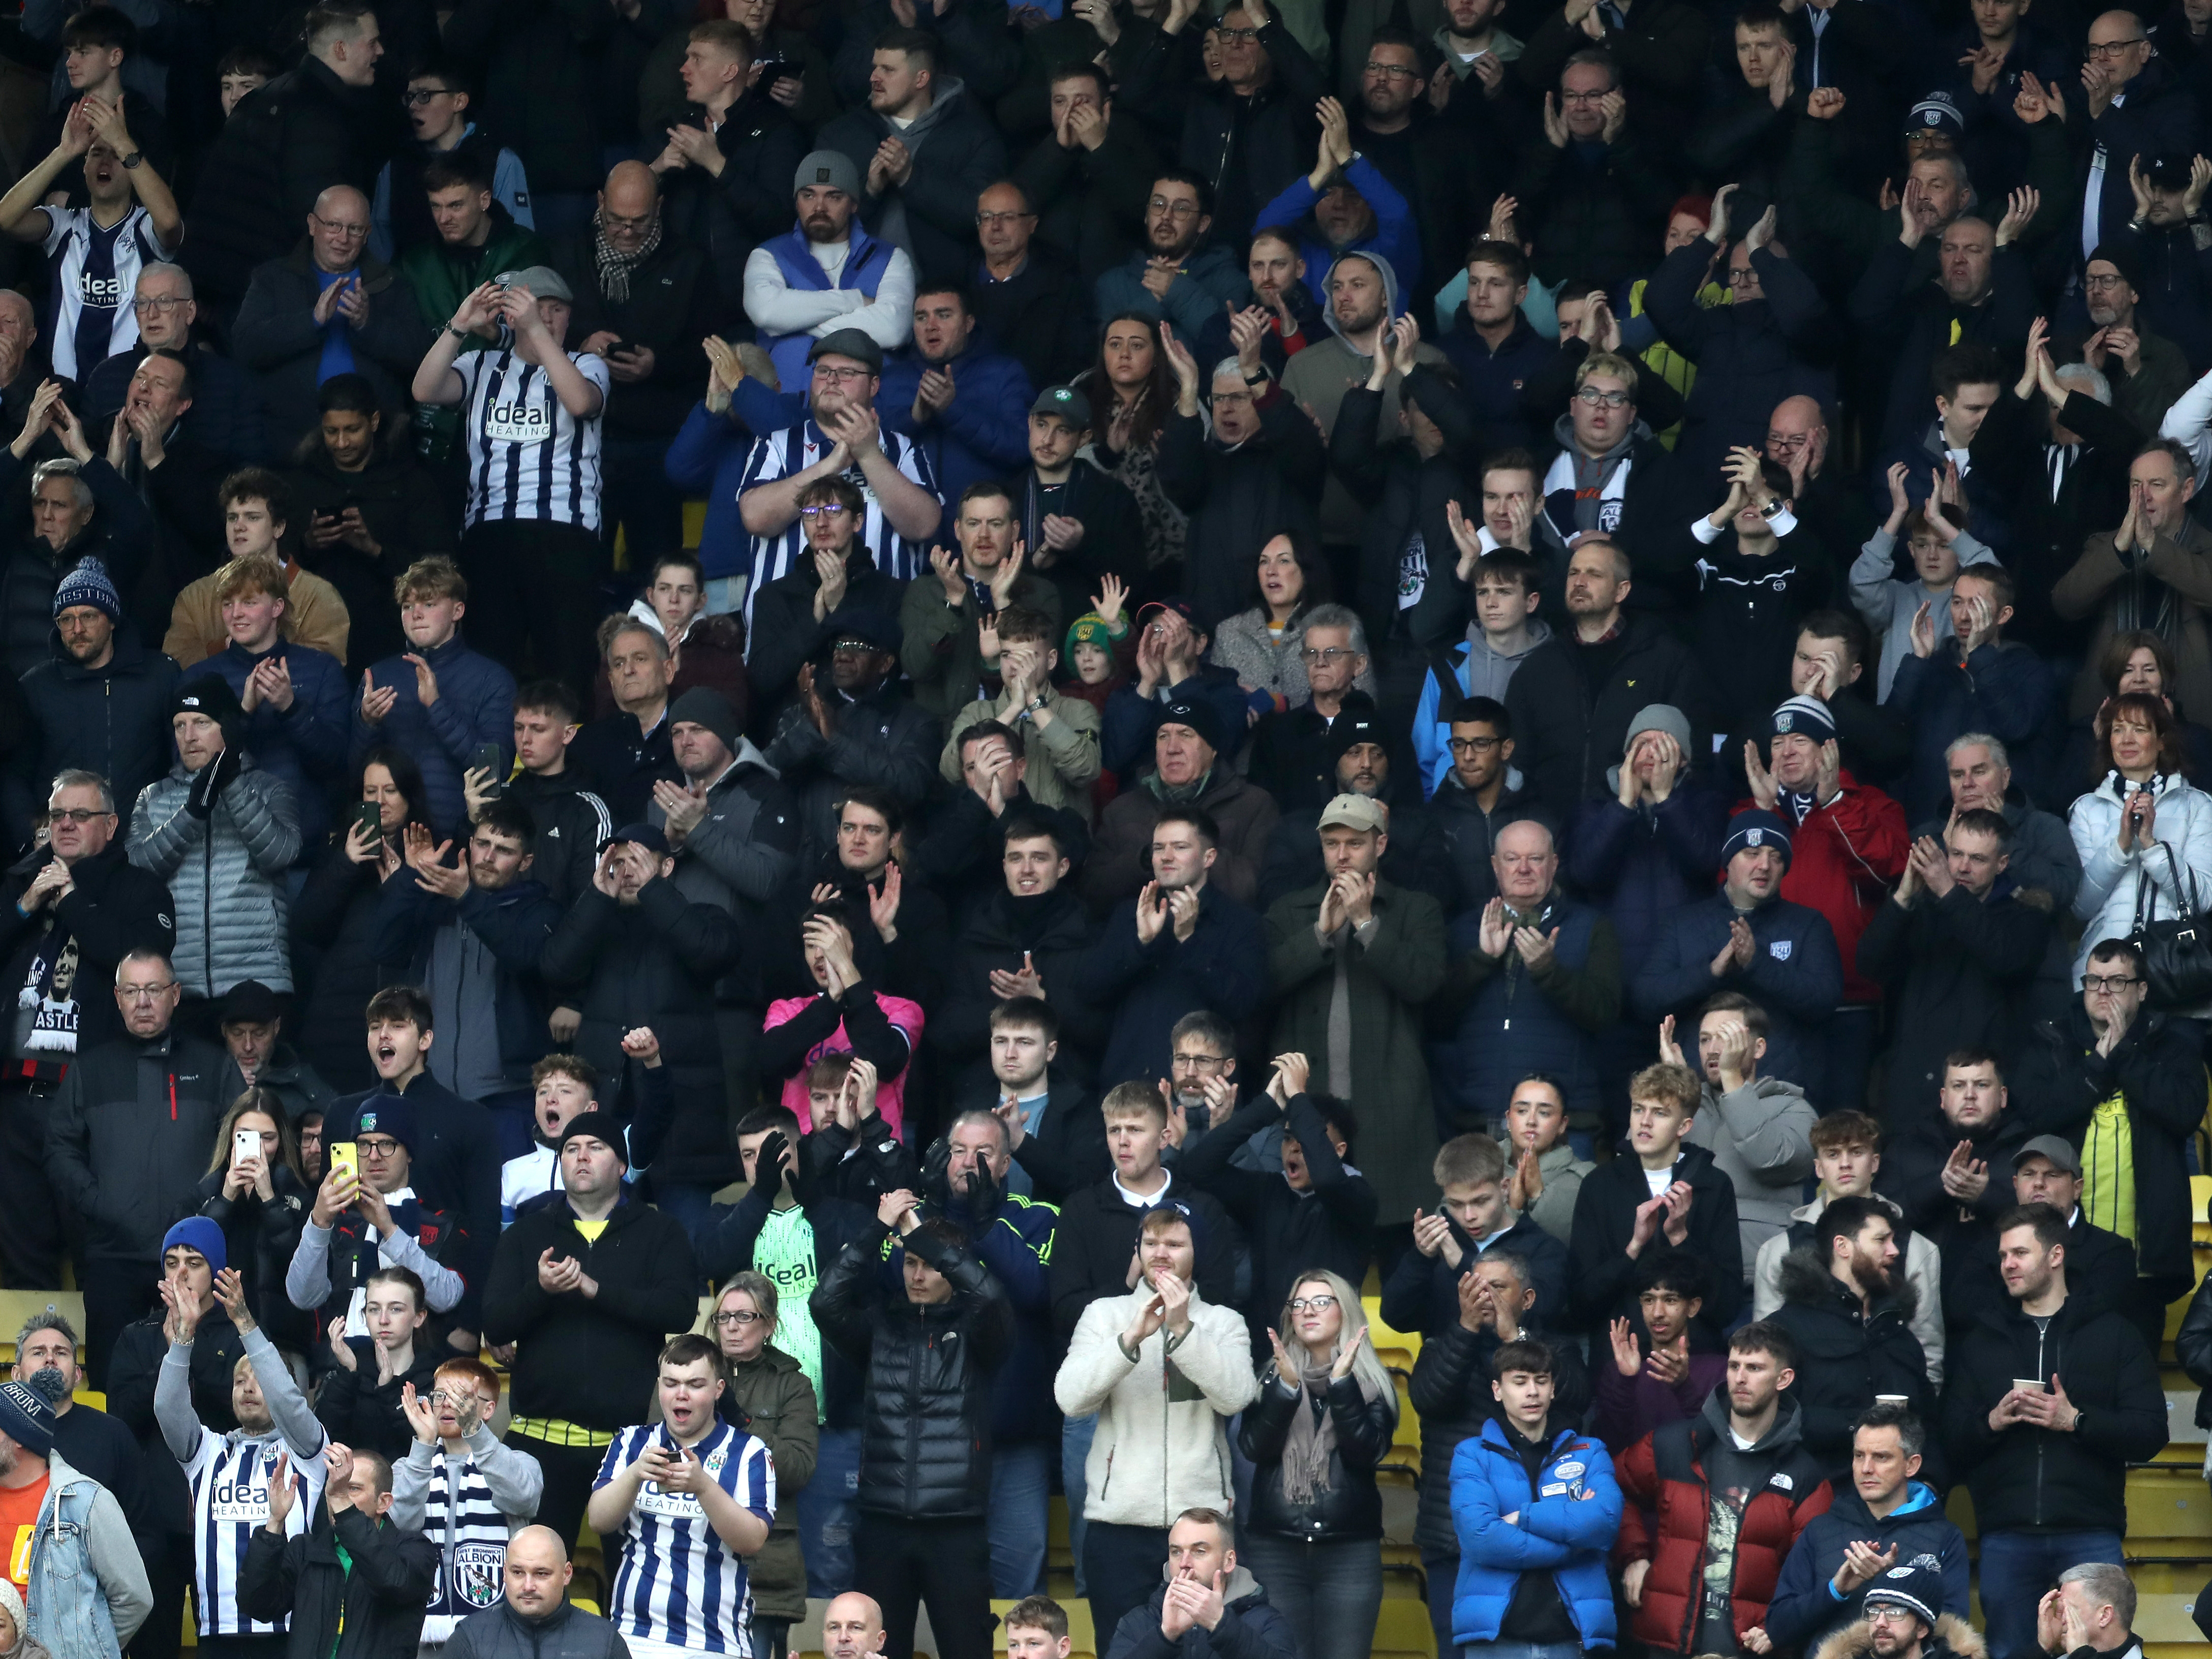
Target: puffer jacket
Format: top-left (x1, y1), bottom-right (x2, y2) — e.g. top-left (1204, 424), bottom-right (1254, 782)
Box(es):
top-left (1237, 1365), bottom-right (1396, 1542)
top-left (719, 1347), bottom-right (818, 1623)
top-left (1056, 1283), bottom-right (1260, 1526)
top-left (443, 1601), bottom-right (628, 1659)
top-left (10, 627), bottom-right (180, 845)
top-left (1810, 1615), bottom-right (1988, 1659)
top-left (2067, 768), bottom-right (2212, 997)
top-left (127, 752), bottom-right (301, 996)
top-left (1155, 393), bottom-right (1327, 632)
top-left (1767, 1247), bottom-right (1935, 1480)
top-left (1449, 1418), bottom-right (1622, 1649)
top-left (811, 1220), bottom-right (1012, 1519)
top-left (1740, 774), bottom-right (1911, 1005)
top-left (1613, 1391), bottom-right (1833, 1652)
top-left (537, 879), bottom-right (741, 1189)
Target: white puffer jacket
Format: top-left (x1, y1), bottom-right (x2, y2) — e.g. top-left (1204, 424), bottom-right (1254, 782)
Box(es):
top-left (2068, 769), bottom-right (2212, 1003)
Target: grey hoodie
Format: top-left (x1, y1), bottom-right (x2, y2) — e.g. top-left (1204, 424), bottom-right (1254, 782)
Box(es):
top-left (1684, 1072), bottom-right (1818, 1279)
top-left (1462, 616), bottom-right (1554, 702)
top-left (869, 76), bottom-right (974, 263)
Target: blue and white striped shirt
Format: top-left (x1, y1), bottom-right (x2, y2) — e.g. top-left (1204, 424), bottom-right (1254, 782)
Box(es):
top-left (734, 419), bottom-right (934, 632)
top-left (41, 204), bottom-right (169, 382)
top-left (594, 1421), bottom-right (775, 1655)
top-left (457, 348), bottom-right (609, 533)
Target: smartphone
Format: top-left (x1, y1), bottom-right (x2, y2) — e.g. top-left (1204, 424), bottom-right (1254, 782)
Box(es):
top-left (352, 800), bottom-right (383, 847)
top-left (328, 1142), bottom-right (358, 1184)
top-left (609, 341), bottom-right (638, 358)
top-left (2012, 1377), bottom-right (2045, 1394)
top-left (232, 1128), bottom-right (259, 1170)
top-left (470, 743), bottom-right (505, 796)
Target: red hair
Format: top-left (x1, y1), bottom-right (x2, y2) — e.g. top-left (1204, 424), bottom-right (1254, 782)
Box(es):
top-left (1669, 195), bottom-right (1714, 229)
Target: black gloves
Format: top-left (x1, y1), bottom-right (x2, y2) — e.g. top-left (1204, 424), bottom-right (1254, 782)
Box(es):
top-left (752, 1130), bottom-right (788, 1203)
top-left (963, 1157), bottom-right (1002, 1222)
top-left (187, 745), bottom-right (241, 819)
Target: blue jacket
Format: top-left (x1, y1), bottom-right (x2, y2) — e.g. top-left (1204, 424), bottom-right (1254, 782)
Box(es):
top-left (346, 633), bottom-right (515, 838)
top-left (1101, 667), bottom-right (1252, 775)
top-left (1889, 640), bottom-right (2062, 824)
top-left (1451, 1417), bottom-right (1622, 1648)
top-left (880, 344), bottom-right (1036, 531)
top-left (1631, 890), bottom-right (1842, 1089)
top-left (1763, 1481), bottom-right (1970, 1651)
top-left (1254, 157), bottom-right (1422, 307)
top-left (1438, 310), bottom-right (1557, 456)
top-left (372, 869), bottom-right (562, 1074)
top-left (183, 639), bottom-right (350, 851)
top-left (664, 401), bottom-right (754, 583)
top-left (1074, 884), bottom-right (1267, 1090)
top-left (1093, 242), bottom-right (1246, 340)
top-left (1563, 785), bottom-right (1731, 975)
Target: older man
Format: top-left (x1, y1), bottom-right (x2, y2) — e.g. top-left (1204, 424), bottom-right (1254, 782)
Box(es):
top-left (1246, 603), bottom-right (1373, 809)
top-left (1082, 697), bottom-right (1282, 910)
top-left (2054, 438), bottom-right (2212, 720)
top-left (971, 180), bottom-right (1091, 389)
top-left (743, 150), bottom-right (915, 389)
top-left (233, 185), bottom-right (428, 449)
top-left (1919, 732), bottom-right (2079, 909)
top-left (84, 266), bottom-right (264, 462)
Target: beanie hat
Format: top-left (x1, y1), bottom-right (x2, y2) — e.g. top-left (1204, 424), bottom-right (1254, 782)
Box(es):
top-left (1722, 808), bottom-right (1794, 869)
top-left (1769, 694), bottom-right (1837, 743)
top-left (2088, 241), bottom-right (2145, 294)
top-left (1065, 612), bottom-right (1116, 656)
top-left (794, 149), bottom-right (862, 201)
top-left (161, 1215), bottom-right (228, 1276)
top-left (172, 678), bottom-right (242, 726)
top-left (559, 1111), bottom-right (629, 1165)
top-left (1863, 1561), bottom-right (1945, 1627)
top-left (353, 1091), bottom-right (417, 1155)
top-left (670, 687), bottom-right (740, 754)
top-left (0, 1382), bottom-right (51, 1460)
top-left (52, 556), bottom-right (121, 623)
top-left (1157, 696), bottom-right (1228, 758)
top-left (1624, 703), bottom-right (1692, 756)
top-left (0, 1568), bottom-right (27, 1641)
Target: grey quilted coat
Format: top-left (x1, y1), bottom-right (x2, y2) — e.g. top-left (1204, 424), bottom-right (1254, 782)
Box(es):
top-left (128, 753), bottom-right (301, 996)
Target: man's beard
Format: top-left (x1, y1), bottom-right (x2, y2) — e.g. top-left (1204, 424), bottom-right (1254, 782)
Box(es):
top-left (1851, 1255), bottom-right (1892, 1298)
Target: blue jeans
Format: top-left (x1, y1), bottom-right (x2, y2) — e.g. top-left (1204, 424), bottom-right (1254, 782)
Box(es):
top-left (1460, 1643), bottom-right (1585, 1659)
top-left (1978, 1529), bottom-right (2125, 1659)
top-left (988, 1440), bottom-right (1050, 1597)
top-left (1059, 1412), bottom-right (1097, 1594)
top-left (797, 1425), bottom-right (863, 1596)
top-left (1424, 1550), bottom-right (1460, 1659)
top-left (1237, 1533), bottom-right (1382, 1659)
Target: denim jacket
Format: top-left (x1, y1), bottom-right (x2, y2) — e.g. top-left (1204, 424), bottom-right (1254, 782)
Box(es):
top-left (27, 1448), bottom-right (152, 1659)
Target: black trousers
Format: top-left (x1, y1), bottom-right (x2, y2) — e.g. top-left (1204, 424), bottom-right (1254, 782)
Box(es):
top-left (512, 1432), bottom-right (609, 1556)
top-left (855, 1512), bottom-right (994, 1659)
top-left (128, 1532), bottom-right (189, 1659)
top-left (81, 1254), bottom-right (157, 1391)
top-left (1082, 1520), bottom-right (1172, 1654)
top-left (458, 518), bottom-right (603, 698)
top-left (0, 1079), bottom-right (65, 1287)
top-left (194, 1636), bottom-right (286, 1659)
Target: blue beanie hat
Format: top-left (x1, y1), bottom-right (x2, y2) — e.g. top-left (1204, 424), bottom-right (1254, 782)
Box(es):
top-left (353, 1092), bottom-right (417, 1154)
top-left (1722, 808), bottom-right (1794, 870)
top-left (161, 1216), bottom-right (227, 1276)
top-left (53, 557), bottom-right (121, 624)
top-left (0, 1381), bottom-right (53, 1459)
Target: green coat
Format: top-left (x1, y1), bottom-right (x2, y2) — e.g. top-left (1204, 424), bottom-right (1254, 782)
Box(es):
top-left (1264, 876), bottom-right (1446, 1224)
top-left (400, 218), bottom-right (555, 460)
top-left (722, 1344), bottom-right (818, 1622)
top-left (898, 567), bottom-right (1064, 721)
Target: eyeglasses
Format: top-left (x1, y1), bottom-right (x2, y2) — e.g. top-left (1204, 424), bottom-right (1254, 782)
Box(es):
top-left (118, 984), bottom-right (176, 1001)
top-left (401, 86), bottom-right (456, 105)
top-left (1575, 386), bottom-right (1632, 409)
top-left (1560, 87), bottom-right (1608, 102)
top-left (132, 295), bottom-right (188, 313)
top-left (1300, 647), bottom-right (1357, 664)
top-left (1208, 390), bottom-right (1253, 408)
top-left (357, 1137), bottom-right (402, 1157)
top-left (1148, 196), bottom-right (1203, 218)
top-left (311, 211), bottom-right (368, 238)
top-left (2083, 272), bottom-right (2129, 290)
top-left (1362, 59), bottom-right (1422, 79)
top-left (798, 504), bottom-right (851, 518)
top-left (1171, 1052), bottom-right (1230, 1072)
top-left (1726, 268), bottom-right (1761, 287)
top-left (1766, 432), bottom-right (1812, 451)
top-left (427, 1390), bottom-right (483, 1407)
top-left (49, 808), bottom-right (108, 823)
top-left (1449, 734), bottom-right (1502, 753)
top-left (2084, 974), bottom-right (2144, 992)
top-left (2085, 36), bottom-right (2145, 55)
top-left (1214, 25), bottom-right (1261, 39)
top-left (812, 364), bottom-right (872, 384)
top-left (712, 1310), bottom-right (766, 1327)
top-left (602, 211), bottom-right (655, 233)
top-left (975, 210), bottom-right (1035, 227)
top-left (1287, 1295), bottom-right (1339, 1313)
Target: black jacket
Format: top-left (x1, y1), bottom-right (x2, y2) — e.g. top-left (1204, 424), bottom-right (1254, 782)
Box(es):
top-left (1105, 1569), bottom-right (1301, 1659)
top-left (764, 679), bottom-right (943, 860)
top-left (501, 771), bottom-right (612, 911)
top-left (0, 837), bottom-right (175, 1054)
top-left (1156, 394), bottom-right (1327, 631)
top-left (811, 1220), bottom-right (1012, 1518)
top-left (1503, 616), bottom-right (1712, 817)
top-left (315, 1344), bottom-right (443, 1461)
top-left (328, 1074), bottom-right (501, 1332)
top-left (538, 879), bottom-right (742, 1188)
top-left (1856, 879), bottom-right (2052, 1122)
top-left (445, 1601), bottom-right (629, 1659)
top-left (1506, 131), bottom-right (1676, 291)
top-left (1009, 116), bottom-right (1158, 287)
top-left (440, 0), bottom-right (649, 196)
top-left (11, 628), bottom-right (182, 846)
top-left (234, 247), bottom-right (431, 468)
top-left (2014, 1003), bottom-right (2205, 1291)
top-left (1330, 375), bottom-right (1476, 645)
top-left (374, 869), bottom-right (562, 1077)
top-left (1378, 1212), bottom-right (1571, 1344)
top-left (1237, 1366), bottom-right (1394, 1542)
top-left (743, 554), bottom-right (910, 730)
top-left (569, 710), bottom-right (676, 831)
top-left (482, 1193), bottom-right (701, 1431)
top-left (1047, 1177), bottom-right (1245, 1338)
top-left (1566, 1141), bottom-right (1742, 1336)
top-left (190, 1163), bottom-right (313, 1349)
top-left (650, 92), bottom-right (806, 308)
top-left (1768, 1247), bottom-right (1936, 1481)
top-left (930, 886), bottom-right (1107, 1070)
top-left (545, 225), bottom-right (722, 440)
top-left (1942, 1288), bottom-right (2168, 1535)
top-left (240, 1503), bottom-right (438, 1659)
top-left (46, 1028), bottom-right (226, 1262)
top-left (0, 454), bottom-right (156, 682)
top-left (972, 245), bottom-right (1095, 390)
top-left (954, 1068), bottom-right (1108, 1204)
top-left (817, 83), bottom-right (1008, 286)
top-left (1880, 1106), bottom-right (2033, 1330)
top-left (285, 445), bottom-right (457, 670)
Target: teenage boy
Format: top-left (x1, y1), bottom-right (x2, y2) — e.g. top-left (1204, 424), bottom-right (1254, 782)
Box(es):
top-left (500, 1056), bottom-right (601, 1223)
top-left (1566, 1062), bottom-right (1743, 1337)
top-left (1754, 1109), bottom-right (1945, 1384)
top-left (1448, 1339), bottom-right (1622, 1657)
top-left (1413, 544), bottom-right (1551, 796)
top-left (180, 549), bottom-right (350, 855)
top-left (370, 56), bottom-right (533, 262)
top-left (36, 8), bottom-right (174, 188)
top-left (351, 556), bottom-right (515, 837)
top-left (1428, 695), bottom-right (1540, 916)
top-left (977, 997), bottom-right (1109, 1204)
top-left (284, 1097), bottom-right (468, 1335)
top-left (1591, 1250), bottom-right (1725, 1454)
top-left (165, 469), bottom-right (352, 669)
top-left (1380, 1132), bottom-right (1568, 1339)
top-left (586, 1334), bottom-right (774, 1659)
top-left (1003, 1597), bottom-right (1074, 1659)
top-left (1852, 480), bottom-right (1999, 700)
top-left (490, 679), bottom-right (612, 909)
top-left (390, 1355), bottom-right (545, 1646)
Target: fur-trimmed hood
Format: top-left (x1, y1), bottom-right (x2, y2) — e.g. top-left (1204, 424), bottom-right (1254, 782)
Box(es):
top-left (1775, 1243), bottom-right (1921, 1324)
top-left (1808, 1612), bottom-right (1988, 1659)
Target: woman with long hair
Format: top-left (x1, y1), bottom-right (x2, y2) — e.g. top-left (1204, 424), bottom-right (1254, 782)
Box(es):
top-left (2078, 627), bottom-right (2212, 779)
top-left (187, 1087), bottom-right (312, 1346)
top-left (1236, 1268), bottom-right (1397, 1659)
top-left (2068, 690), bottom-right (2212, 997)
top-left (1208, 530), bottom-right (1379, 708)
top-left (710, 1272), bottom-right (819, 1659)
top-left (1079, 312), bottom-right (1189, 583)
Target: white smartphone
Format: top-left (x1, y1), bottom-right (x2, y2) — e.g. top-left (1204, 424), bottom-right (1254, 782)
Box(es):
top-left (232, 1128), bottom-right (259, 1170)
top-left (2012, 1377), bottom-right (2045, 1394)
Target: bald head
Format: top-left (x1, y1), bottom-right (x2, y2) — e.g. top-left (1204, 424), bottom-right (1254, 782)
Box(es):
top-left (1492, 816), bottom-right (1559, 906)
top-left (599, 162), bottom-right (661, 258)
top-left (823, 1591), bottom-right (886, 1659)
top-left (503, 1526), bottom-right (571, 1615)
top-left (1766, 393), bottom-right (1828, 478)
top-left (307, 186), bottom-right (371, 272)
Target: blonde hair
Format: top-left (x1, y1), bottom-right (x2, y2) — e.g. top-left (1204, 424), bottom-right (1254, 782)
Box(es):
top-left (1265, 1268), bottom-right (1400, 1419)
top-left (1576, 350), bottom-right (1640, 401)
top-left (214, 552), bottom-right (291, 613)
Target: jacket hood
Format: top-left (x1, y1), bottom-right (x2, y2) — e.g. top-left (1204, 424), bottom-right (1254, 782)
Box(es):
top-left (1323, 251), bottom-right (1402, 341)
top-left (1154, 1560), bottom-right (1265, 1608)
top-left (1469, 617), bottom-right (1552, 667)
top-left (1812, 1614), bottom-right (1989, 1659)
top-left (885, 76), bottom-right (970, 142)
top-left (1550, 409), bottom-right (1655, 460)
top-left (1698, 1380), bottom-right (1806, 1456)
top-left (1824, 1479), bottom-right (1942, 1529)
top-left (1775, 1244), bottom-right (1921, 1323)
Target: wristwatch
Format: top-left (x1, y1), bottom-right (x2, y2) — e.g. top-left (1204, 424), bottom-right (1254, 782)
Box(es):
top-left (447, 324), bottom-right (471, 342)
top-left (120, 150), bottom-right (142, 170)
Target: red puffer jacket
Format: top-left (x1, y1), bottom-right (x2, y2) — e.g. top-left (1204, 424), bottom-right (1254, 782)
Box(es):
top-left (1614, 1397), bottom-right (1834, 1652)
top-left (1736, 772), bottom-right (1909, 1002)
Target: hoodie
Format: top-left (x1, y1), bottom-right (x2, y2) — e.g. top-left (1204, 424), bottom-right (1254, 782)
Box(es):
top-left (1684, 1073), bottom-right (1818, 1274)
top-left (1412, 621), bottom-right (1553, 795)
top-left (1253, 155), bottom-right (1422, 308)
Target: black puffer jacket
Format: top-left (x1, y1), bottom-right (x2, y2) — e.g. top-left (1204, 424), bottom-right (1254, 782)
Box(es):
top-left (10, 628), bottom-right (181, 846)
top-left (1237, 1367), bottom-right (1395, 1542)
top-left (1942, 1288), bottom-right (2168, 1535)
top-left (1404, 1315), bottom-right (1591, 1560)
top-left (1156, 393), bottom-right (1327, 631)
top-left (811, 1220), bottom-right (1012, 1519)
top-left (538, 878), bottom-right (742, 1188)
top-left (1767, 1246), bottom-right (1935, 1481)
